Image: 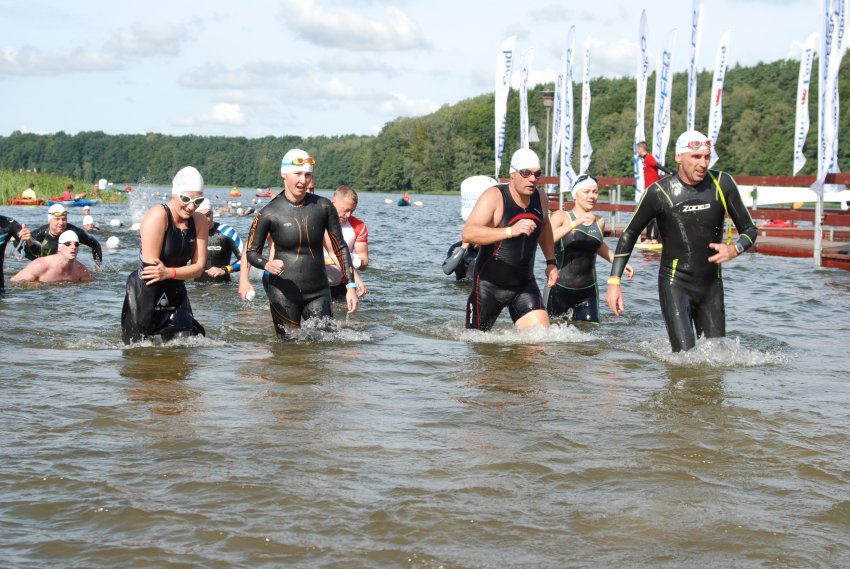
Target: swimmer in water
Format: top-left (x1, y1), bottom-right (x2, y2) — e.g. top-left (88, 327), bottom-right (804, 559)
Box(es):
top-left (461, 148), bottom-right (558, 331)
top-left (120, 166), bottom-right (209, 344)
top-left (606, 130), bottom-right (758, 352)
top-left (27, 204), bottom-right (102, 267)
top-left (194, 199), bottom-right (245, 283)
top-left (11, 230), bottom-right (93, 283)
top-left (0, 214), bottom-right (37, 292)
top-left (245, 148), bottom-right (358, 336)
top-left (547, 175), bottom-right (633, 323)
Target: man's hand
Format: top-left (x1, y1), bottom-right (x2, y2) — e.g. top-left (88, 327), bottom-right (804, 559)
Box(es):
top-left (606, 284), bottom-right (625, 316)
top-left (206, 267), bottom-right (226, 278)
top-left (708, 242), bottom-right (738, 264)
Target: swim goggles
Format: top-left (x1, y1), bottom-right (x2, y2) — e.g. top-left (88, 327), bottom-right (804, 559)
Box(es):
top-left (684, 139), bottom-right (711, 150)
top-left (49, 211), bottom-right (68, 218)
top-left (517, 169), bottom-right (542, 179)
top-left (177, 194), bottom-right (206, 206)
top-left (282, 157), bottom-right (316, 167)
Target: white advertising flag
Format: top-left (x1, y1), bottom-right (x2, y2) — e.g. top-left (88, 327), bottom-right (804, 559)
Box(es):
top-left (559, 27), bottom-right (577, 192)
top-left (707, 30), bottom-right (731, 168)
top-left (634, 10), bottom-right (650, 200)
top-left (793, 32), bottom-right (817, 175)
top-left (550, 49), bottom-right (566, 177)
top-left (652, 29), bottom-right (676, 168)
top-left (519, 48), bottom-right (535, 149)
top-left (686, 0), bottom-right (704, 131)
top-left (579, 39), bottom-right (593, 175)
top-left (494, 35), bottom-right (517, 177)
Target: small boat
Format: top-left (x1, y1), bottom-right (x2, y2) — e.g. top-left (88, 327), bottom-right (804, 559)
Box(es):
top-left (760, 219), bottom-right (798, 228)
top-left (255, 188), bottom-right (272, 198)
top-left (397, 197), bottom-right (411, 207)
top-left (5, 197), bottom-right (46, 206)
top-left (47, 198), bottom-right (100, 207)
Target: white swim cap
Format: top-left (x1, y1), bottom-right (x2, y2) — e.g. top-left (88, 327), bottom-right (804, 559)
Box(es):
top-left (509, 148), bottom-right (541, 173)
top-left (675, 130), bottom-right (712, 154)
top-left (197, 198), bottom-right (212, 213)
top-left (106, 236), bottom-right (120, 248)
top-left (48, 203), bottom-right (67, 218)
top-left (83, 215), bottom-right (94, 226)
top-left (58, 229), bottom-right (78, 244)
top-left (571, 174), bottom-right (598, 194)
top-left (280, 148), bottom-right (315, 175)
top-left (109, 218), bottom-right (122, 227)
top-left (130, 222), bottom-right (141, 231)
top-left (236, 208), bottom-right (244, 216)
top-left (172, 166), bottom-right (205, 194)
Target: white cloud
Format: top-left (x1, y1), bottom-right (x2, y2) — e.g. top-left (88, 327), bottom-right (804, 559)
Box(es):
top-left (315, 53), bottom-right (398, 75)
top-left (378, 92), bottom-right (440, 117)
top-left (174, 102), bottom-right (247, 128)
top-left (180, 63), bottom-right (287, 89)
top-left (105, 24), bottom-right (188, 57)
top-left (0, 46), bottom-right (120, 76)
top-left (280, 0), bottom-right (427, 51)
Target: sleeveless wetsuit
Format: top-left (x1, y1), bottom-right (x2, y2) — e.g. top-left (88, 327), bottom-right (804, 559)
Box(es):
top-left (547, 211), bottom-right (604, 323)
top-left (121, 205), bottom-right (204, 344)
top-left (196, 222), bottom-right (242, 283)
top-left (0, 215), bottom-right (35, 293)
top-left (466, 184), bottom-right (545, 331)
top-left (246, 192), bottom-right (354, 336)
top-left (610, 170), bottom-right (758, 352)
top-left (28, 223), bottom-right (102, 265)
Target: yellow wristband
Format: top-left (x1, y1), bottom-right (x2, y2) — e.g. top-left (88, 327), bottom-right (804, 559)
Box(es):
top-left (607, 277), bottom-right (621, 285)
top-left (505, 227), bottom-right (513, 238)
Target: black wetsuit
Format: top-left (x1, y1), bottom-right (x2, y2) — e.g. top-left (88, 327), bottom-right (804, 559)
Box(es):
top-left (466, 184), bottom-right (545, 331)
top-left (0, 215), bottom-right (37, 293)
top-left (246, 192), bottom-right (354, 336)
top-left (442, 241), bottom-right (478, 281)
top-left (28, 223), bottom-right (102, 266)
top-left (196, 222), bottom-right (242, 283)
top-left (610, 170), bottom-right (758, 352)
top-left (547, 211), bottom-right (604, 323)
top-left (121, 205), bottom-right (205, 344)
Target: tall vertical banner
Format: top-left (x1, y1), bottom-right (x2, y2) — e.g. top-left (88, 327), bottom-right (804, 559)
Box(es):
top-left (707, 30), bottom-right (731, 168)
top-left (550, 51), bottom-right (566, 177)
top-left (634, 10), bottom-right (650, 200)
top-left (559, 26), bottom-right (577, 193)
top-left (519, 48), bottom-right (535, 149)
top-left (816, 0), bottom-right (845, 195)
top-left (494, 35), bottom-right (517, 177)
top-left (579, 39), bottom-right (593, 175)
top-left (794, 33), bottom-right (818, 175)
top-left (686, 0), bottom-right (704, 131)
top-left (652, 29), bottom-right (676, 168)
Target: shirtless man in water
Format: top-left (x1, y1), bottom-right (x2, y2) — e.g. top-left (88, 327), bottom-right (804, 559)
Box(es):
top-left (12, 230), bottom-right (94, 283)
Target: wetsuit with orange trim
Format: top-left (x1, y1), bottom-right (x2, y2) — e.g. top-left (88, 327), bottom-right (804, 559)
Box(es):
top-left (610, 170), bottom-right (758, 352)
top-left (547, 210), bottom-right (604, 323)
top-left (466, 183), bottom-right (545, 331)
top-left (246, 192), bottom-right (354, 336)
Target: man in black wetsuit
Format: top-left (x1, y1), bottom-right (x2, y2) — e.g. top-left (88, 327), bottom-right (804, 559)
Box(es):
top-left (195, 199), bottom-right (244, 283)
top-left (27, 204), bottom-right (102, 267)
top-left (461, 148), bottom-right (558, 331)
top-left (606, 130), bottom-right (759, 352)
top-left (246, 148), bottom-right (358, 336)
top-left (0, 214), bottom-right (37, 292)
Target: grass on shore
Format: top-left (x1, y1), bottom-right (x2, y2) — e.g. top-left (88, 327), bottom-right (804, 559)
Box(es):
top-left (0, 169), bottom-right (126, 204)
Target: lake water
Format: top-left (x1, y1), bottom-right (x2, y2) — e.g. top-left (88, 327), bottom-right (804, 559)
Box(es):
top-left (2, 189), bottom-right (850, 568)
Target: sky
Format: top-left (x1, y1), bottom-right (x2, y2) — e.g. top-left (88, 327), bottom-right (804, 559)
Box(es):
top-left (0, 0), bottom-right (831, 139)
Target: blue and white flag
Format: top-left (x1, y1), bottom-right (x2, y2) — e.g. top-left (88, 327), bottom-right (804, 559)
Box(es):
top-left (652, 29), bottom-right (676, 168)
top-left (550, 47), bottom-right (566, 178)
top-left (559, 26), bottom-right (577, 193)
top-left (686, 0), bottom-right (704, 131)
top-left (634, 10), bottom-right (650, 200)
top-left (794, 32), bottom-right (817, 175)
top-left (494, 35), bottom-right (517, 177)
top-left (519, 48), bottom-right (535, 149)
top-left (579, 39), bottom-right (593, 175)
top-left (707, 30), bottom-right (731, 168)
top-left (815, 0), bottom-right (846, 195)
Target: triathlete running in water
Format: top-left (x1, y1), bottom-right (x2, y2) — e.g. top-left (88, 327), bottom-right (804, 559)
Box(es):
top-left (462, 148), bottom-right (558, 331)
top-left (323, 185), bottom-right (368, 298)
top-left (607, 131), bottom-right (758, 352)
top-left (27, 204), bottom-right (103, 267)
top-left (547, 175), bottom-right (633, 323)
top-left (245, 149), bottom-right (358, 336)
top-left (194, 199), bottom-right (244, 283)
top-left (121, 166), bottom-right (209, 344)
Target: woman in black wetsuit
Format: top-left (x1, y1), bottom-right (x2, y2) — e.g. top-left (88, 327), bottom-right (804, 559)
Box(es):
top-left (121, 166), bottom-right (209, 344)
top-left (547, 175), bottom-right (633, 323)
top-left (245, 148), bottom-right (358, 337)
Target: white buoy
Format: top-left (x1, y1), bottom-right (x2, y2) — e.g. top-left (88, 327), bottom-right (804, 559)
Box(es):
top-left (413, 201), bottom-right (424, 206)
top-left (130, 222), bottom-right (141, 231)
top-left (109, 218), bottom-right (122, 227)
top-left (384, 198), bottom-right (393, 204)
top-left (106, 236), bottom-right (120, 249)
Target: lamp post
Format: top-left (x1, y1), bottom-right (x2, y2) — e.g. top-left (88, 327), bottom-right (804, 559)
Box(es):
top-left (542, 90), bottom-right (555, 176)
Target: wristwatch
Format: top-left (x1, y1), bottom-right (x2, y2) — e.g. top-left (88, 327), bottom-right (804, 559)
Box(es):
top-left (734, 241), bottom-right (745, 255)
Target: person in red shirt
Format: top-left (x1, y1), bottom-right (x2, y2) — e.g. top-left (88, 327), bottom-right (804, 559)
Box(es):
top-left (637, 141), bottom-right (672, 244)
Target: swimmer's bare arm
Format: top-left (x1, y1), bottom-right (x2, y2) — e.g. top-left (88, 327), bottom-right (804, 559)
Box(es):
top-left (237, 248), bottom-right (254, 300)
top-left (11, 258), bottom-right (48, 282)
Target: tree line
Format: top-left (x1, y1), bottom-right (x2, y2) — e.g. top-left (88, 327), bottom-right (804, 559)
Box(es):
top-left (1, 58), bottom-right (848, 193)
